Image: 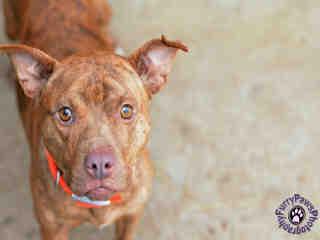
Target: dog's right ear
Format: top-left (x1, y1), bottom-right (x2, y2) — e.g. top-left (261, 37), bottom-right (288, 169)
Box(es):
top-left (0, 44), bottom-right (59, 98)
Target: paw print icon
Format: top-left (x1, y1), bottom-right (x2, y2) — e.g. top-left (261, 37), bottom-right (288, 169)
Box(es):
top-left (288, 206), bottom-right (305, 225)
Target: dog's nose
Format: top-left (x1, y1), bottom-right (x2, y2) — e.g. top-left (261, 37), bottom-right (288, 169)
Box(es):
top-left (84, 148), bottom-right (116, 179)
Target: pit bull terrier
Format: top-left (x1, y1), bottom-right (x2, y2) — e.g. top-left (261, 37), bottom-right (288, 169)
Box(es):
top-left (0, 0), bottom-right (188, 239)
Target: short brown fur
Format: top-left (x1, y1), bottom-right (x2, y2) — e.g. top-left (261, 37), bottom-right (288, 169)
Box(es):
top-left (1, 1), bottom-right (187, 240)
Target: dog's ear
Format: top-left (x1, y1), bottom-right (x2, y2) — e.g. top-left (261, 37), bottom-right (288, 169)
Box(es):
top-left (128, 35), bottom-right (188, 96)
top-left (0, 44), bottom-right (59, 98)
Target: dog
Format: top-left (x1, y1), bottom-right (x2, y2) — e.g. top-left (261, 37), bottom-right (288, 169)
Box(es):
top-left (1, 0), bottom-right (188, 239)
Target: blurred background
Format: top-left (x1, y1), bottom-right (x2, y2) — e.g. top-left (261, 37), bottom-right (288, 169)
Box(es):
top-left (1, 0), bottom-right (320, 239)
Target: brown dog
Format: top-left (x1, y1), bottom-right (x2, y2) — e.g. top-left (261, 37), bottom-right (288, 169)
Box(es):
top-left (1, 0), bottom-right (187, 239)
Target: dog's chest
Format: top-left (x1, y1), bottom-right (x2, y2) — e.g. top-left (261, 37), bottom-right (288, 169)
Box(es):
top-left (95, 207), bottom-right (124, 229)
top-left (91, 186), bottom-right (149, 229)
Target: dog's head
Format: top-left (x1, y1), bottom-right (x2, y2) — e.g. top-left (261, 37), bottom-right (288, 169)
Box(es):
top-left (1, 36), bottom-right (187, 201)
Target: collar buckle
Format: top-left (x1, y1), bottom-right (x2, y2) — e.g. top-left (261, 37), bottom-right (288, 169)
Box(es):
top-left (55, 170), bottom-right (61, 187)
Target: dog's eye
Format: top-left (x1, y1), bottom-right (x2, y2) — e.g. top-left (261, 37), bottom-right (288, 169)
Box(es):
top-left (120, 104), bottom-right (134, 120)
top-left (57, 107), bottom-right (73, 124)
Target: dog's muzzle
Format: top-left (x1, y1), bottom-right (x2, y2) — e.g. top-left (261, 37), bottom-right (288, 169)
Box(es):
top-left (44, 147), bottom-right (122, 208)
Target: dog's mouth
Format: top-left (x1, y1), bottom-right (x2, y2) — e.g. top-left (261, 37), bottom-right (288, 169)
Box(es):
top-left (84, 185), bottom-right (117, 201)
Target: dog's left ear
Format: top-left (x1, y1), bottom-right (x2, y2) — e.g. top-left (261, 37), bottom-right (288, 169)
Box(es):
top-left (129, 35), bottom-right (188, 96)
top-left (0, 44), bottom-right (59, 98)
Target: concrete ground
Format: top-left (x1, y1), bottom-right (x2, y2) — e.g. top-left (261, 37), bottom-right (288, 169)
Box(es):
top-left (1, 0), bottom-right (320, 239)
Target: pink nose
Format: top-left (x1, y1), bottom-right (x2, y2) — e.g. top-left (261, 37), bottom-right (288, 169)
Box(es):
top-left (84, 147), bottom-right (116, 179)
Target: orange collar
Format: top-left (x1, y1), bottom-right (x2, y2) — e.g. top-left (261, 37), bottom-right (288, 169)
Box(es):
top-left (44, 148), bottom-right (121, 208)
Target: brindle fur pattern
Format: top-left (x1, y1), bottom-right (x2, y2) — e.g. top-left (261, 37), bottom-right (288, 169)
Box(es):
top-left (1, 0), bottom-right (188, 239)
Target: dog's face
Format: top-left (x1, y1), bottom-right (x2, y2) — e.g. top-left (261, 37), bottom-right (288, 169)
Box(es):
top-left (41, 54), bottom-right (151, 200)
top-left (0, 36), bottom-right (187, 200)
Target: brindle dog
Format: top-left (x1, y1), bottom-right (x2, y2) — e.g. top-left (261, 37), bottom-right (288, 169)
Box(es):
top-left (1, 0), bottom-right (187, 239)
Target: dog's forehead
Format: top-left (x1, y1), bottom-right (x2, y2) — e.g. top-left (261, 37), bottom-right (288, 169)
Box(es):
top-left (45, 54), bottom-right (146, 106)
